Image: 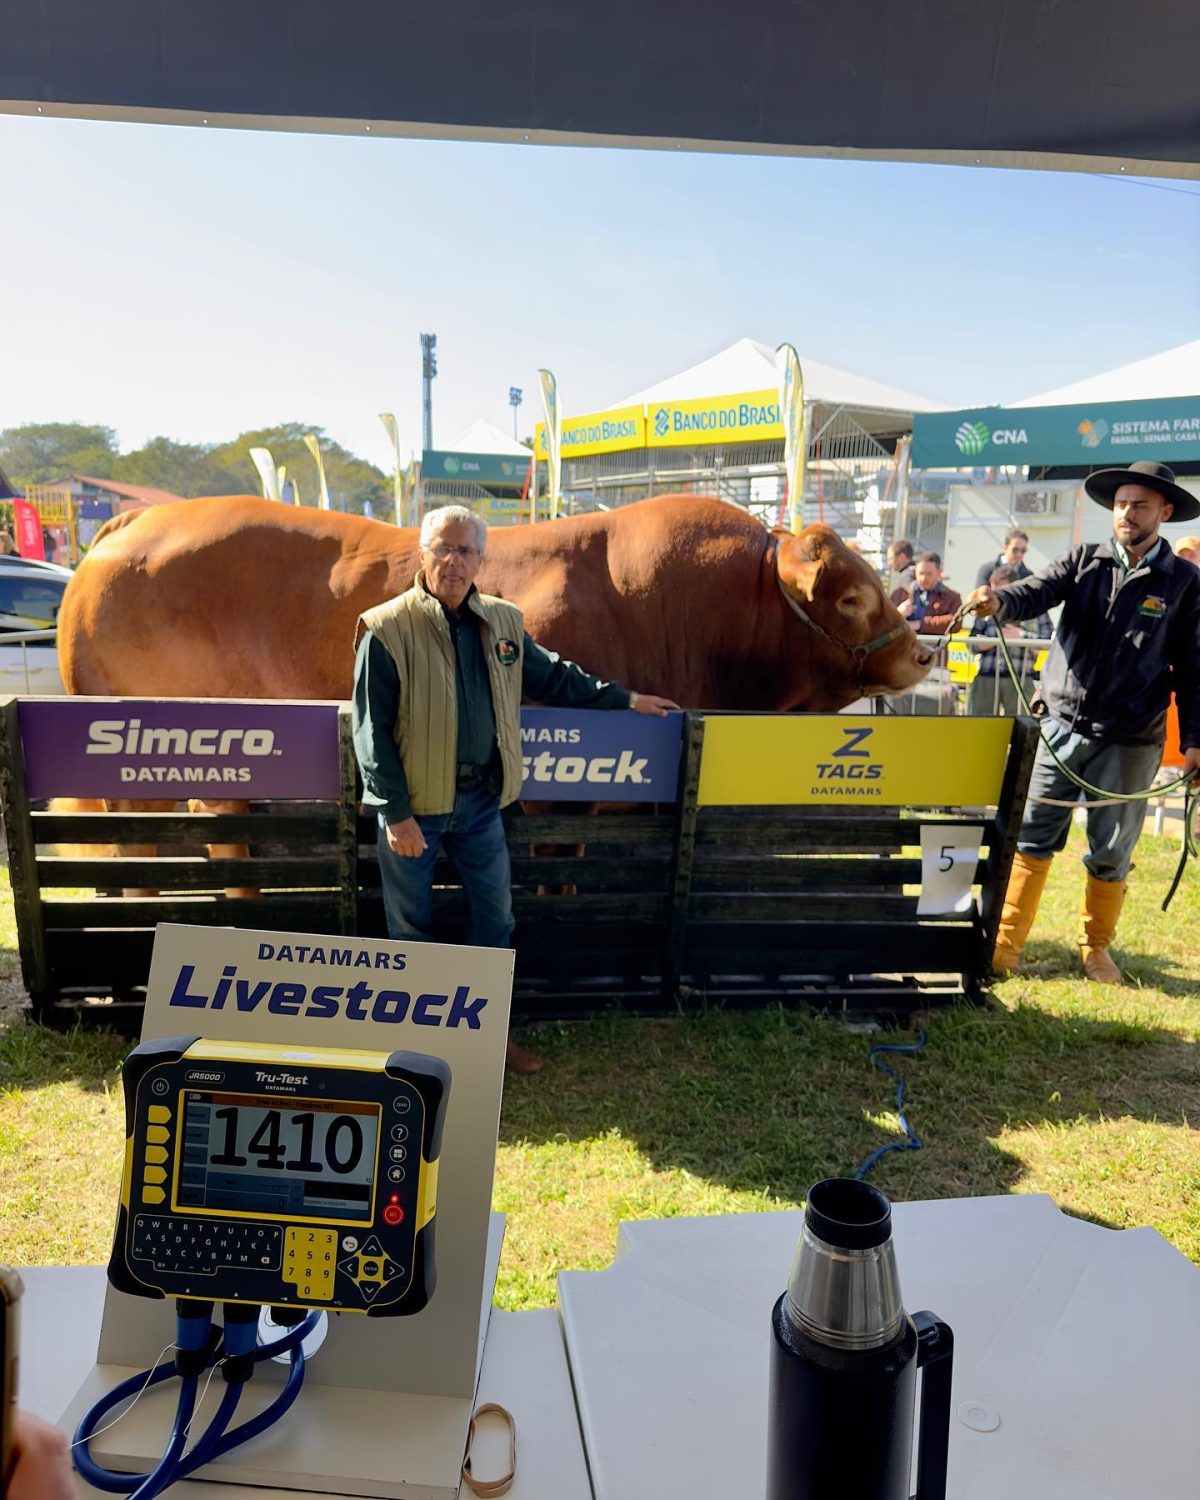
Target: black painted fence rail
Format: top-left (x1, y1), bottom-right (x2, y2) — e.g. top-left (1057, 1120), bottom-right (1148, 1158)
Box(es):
top-left (0, 699), bottom-right (1038, 1028)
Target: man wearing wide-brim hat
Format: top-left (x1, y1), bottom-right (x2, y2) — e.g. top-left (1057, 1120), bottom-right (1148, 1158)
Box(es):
top-left (967, 459), bottom-right (1200, 983)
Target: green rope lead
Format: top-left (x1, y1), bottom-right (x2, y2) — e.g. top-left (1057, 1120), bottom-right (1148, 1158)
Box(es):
top-left (979, 610), bottom-right (1199, 912)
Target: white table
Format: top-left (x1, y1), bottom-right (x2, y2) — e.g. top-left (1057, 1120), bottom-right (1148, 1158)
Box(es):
top-left (19, 1267), bottom-right (591, 1500)
top-left (558, 1193), bottom-right (1200, 1500)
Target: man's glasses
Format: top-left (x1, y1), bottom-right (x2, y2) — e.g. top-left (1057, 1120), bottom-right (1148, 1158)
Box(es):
top-left (427, 544), bottom-right (480, 561)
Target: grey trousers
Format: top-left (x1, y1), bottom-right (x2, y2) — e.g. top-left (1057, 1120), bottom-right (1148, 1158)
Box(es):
top-left (1017, 719), bottom-right (1163, 882)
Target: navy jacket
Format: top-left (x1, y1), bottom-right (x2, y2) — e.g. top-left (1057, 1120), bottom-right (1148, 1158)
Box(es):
top-left (994, 541), bottom-right (1200, 748)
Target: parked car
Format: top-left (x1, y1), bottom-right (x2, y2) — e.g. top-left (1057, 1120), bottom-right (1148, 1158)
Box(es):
top-left (0, 556), bottom-right (73, 694)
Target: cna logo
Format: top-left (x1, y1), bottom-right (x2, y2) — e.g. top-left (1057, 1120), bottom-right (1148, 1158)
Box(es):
top-left (954, 418), bottom-right (1029, 455)
top-left (811, 726), bottom-right (883, 797)
top-left (653, 408), bottom-right (671, 439)
top-left (1077, 418), bottom-right (1109, 449)
top-left (955, 420), bottom-right (991, 456)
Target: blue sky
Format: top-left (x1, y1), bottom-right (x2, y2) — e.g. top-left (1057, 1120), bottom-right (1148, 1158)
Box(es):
top-left (0, 113), bottom-right (1197, 472)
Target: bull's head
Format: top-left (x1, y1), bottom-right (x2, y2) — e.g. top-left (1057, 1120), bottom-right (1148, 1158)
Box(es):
top-left (774, 524), bottom-right (933, 701)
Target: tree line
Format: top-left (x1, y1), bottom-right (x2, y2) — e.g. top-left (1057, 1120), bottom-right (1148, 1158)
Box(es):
top-left (0, 422), bottom-right (390, 516)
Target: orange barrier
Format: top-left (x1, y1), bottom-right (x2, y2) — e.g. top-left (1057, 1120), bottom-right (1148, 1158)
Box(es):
top-left (1164, 698), bottom-right (1185, 769)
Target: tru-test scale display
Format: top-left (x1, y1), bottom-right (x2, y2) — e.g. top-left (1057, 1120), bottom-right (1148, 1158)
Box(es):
top-left (108, 1037), bottom-right (450, 1316)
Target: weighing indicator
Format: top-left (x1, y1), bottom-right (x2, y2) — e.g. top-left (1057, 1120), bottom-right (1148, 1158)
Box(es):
top-left (108, 1036), bottom-right (449, 1316)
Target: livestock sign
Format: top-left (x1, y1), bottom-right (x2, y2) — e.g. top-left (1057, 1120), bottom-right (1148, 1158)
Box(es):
top-left (697, 715), bottom-right (1013, 807)
top-left (19, 699), bottom-right (683, 804)
top-left (519, 708), bottom-right (682, 802)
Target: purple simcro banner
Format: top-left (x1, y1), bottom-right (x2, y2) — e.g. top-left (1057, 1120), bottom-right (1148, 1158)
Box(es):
top-left (20, 700), bottom-right (341, 800)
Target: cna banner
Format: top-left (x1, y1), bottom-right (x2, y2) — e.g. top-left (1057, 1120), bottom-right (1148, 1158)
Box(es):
top-left (13, 498), bottom-right (46, 560)
top-left (18, 700), bottom-right (683, 805)
top-left (775, 344), bottom-right (806, 534)
top-left (912, 397), bottom-right (1200, 469)
top-left (537, 369), bottom-right (562, 518)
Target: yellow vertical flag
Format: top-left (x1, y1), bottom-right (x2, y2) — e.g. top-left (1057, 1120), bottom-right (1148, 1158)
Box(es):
top-left (303, 433), bottom-right (331, 509)
top-left (537, 369), bottom-right (562, 520)
top-left (379, 413), bottom-right (404, 525)
top-left (775, 343), bottom-right (807, 534)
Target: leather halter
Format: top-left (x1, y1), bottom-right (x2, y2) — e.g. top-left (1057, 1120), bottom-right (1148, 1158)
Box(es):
top-left (776, 574), bottom-right (912, 693)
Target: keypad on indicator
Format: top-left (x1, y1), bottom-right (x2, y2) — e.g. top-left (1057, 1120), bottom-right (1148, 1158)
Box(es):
top-left (132, 1216), bottom-right (282, 1275)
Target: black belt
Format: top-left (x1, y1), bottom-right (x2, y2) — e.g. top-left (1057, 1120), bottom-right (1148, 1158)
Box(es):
top-left (457, 763), bottom-right (487, 785)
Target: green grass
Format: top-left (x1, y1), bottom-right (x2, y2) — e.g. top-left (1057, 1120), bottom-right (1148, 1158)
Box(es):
top-left (2, 827), bottom-right (1197, 1307)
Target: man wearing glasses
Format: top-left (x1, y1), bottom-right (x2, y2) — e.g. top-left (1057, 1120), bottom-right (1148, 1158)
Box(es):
top-left (973, 528), bottom-right (1032, 589)
top-left (352, 505), bottom-right (677, 1071)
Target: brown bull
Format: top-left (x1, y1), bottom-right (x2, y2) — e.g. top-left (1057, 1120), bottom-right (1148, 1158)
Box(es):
top-left (60, 494), bottom-right (931, 707)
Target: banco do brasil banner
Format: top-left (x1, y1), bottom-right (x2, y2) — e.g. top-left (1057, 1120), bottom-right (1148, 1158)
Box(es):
top-left (912, 397), bottom-right (1200, 469)
top-left (534, 390), bottom-right (787, 459)
top-left (20, 700), bottom-right (682, 804)
top-left (534, 405), bottom-right (646, 460)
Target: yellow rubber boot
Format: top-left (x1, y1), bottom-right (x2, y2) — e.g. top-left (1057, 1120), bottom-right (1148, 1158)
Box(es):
top-left (1079, 875), bottom-right (1127, 984)
top-left (992, 852), bottom-right (1053, 972)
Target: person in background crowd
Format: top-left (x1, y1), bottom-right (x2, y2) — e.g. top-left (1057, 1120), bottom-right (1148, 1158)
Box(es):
top-left (968, 459), bottom-right (1200, 984)
top-left (967, 563), bottom-right (1051, 715)
top-left (7, 1410), bottom-right (75, 1500)
top-left (891, 551), bottom-right (962, 636)
top-left (0, 527), bottom-right (18, 555)
top-left (1176, 535), bottom-right (1200, 565)
top-left (352, 504), bottom-right (678, 1075)
top-left (973, 528), bottom-right (1033, 588)
top-left (886, 537), bottom-right (915, 589)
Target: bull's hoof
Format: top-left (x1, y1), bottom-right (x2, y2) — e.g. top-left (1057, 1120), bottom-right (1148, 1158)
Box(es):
top-left (505, 1037), bottom-right (543, 1076)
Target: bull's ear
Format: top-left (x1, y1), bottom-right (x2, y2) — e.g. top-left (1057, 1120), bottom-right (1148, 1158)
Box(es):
top-left (776, 533), bottom-right (824, 602)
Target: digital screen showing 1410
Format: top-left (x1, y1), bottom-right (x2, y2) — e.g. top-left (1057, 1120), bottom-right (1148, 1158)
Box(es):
top-left (176, 1093), bottom-right (382, 1224)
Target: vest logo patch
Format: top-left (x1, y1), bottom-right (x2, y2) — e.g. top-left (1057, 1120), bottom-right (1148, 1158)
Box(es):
top-left (495, 638), bottom-right (519, 665)
top-left (1138, 596), bottom-right (1167, 618)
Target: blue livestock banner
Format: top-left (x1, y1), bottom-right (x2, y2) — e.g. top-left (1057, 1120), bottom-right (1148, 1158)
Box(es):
top-left (519, 708), bottom-right (682, 802)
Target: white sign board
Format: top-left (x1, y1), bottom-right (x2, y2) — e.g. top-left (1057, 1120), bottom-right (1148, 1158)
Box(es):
top-left (95, 923), bottom-right (513, 1402)
top-left (917, 825), bottom-right (985, 915)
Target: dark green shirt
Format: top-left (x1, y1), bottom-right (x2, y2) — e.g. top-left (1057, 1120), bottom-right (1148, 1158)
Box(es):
top-left (353, 600), bottom-right (632, 822)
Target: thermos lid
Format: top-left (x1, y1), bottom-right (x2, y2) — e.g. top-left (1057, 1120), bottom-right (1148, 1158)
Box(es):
top-left (805, 1178), bottom-right (892, 1250)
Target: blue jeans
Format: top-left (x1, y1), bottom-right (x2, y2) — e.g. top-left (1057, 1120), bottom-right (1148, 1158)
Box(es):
top-left (1017, 719), bottom-right (1163, 882)
top-left (376, 781), bottom-right (514, 949)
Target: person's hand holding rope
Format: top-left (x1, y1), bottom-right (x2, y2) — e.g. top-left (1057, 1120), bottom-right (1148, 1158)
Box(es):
top-left (961, 586), bottom-right (1199, 909)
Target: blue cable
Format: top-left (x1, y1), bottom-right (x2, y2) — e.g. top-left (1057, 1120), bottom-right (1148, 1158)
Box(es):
top-left (853, 1031), bottom-right (927, 1181)
top-left (124, 1376), bottom-right (198, 1500)
top-left (73, 1309), bottom-right (319, 1494)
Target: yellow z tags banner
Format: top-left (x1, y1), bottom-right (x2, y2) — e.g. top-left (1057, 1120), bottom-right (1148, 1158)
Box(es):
top-left (697, 716), bottom-right (1013, 807)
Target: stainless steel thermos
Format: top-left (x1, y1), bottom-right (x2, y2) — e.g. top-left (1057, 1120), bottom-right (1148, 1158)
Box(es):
top-left (767, 1178), bottom-right (953, 1500)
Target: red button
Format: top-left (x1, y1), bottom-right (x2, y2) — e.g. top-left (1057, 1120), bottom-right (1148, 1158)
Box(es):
top-left (383, 1205), bottom-right (404, 1226)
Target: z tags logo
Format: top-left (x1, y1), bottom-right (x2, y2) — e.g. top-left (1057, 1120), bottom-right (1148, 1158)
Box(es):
top-left (811, 726), bottom-right (883, 795)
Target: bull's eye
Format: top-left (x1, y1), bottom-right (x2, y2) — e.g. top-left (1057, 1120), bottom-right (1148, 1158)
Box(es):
top-left (837, 591), bottom-right (863, 615)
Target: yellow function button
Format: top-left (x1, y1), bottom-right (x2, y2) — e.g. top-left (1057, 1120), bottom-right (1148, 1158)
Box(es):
top-left (143, 1166), bottom-right (167, 1185)
top-left (144, 1146), bottom-right (168, 1165)
top-left (147, 1106), bottom-right (171, 1124)
top-left (146, 1126), bottom-right (170, 1145)
top-left (141, 1186), bottom-right (166, 1205)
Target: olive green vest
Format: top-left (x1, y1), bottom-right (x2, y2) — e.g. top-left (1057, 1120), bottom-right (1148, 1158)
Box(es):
top-left (358, 577), bottom-right (525, 815)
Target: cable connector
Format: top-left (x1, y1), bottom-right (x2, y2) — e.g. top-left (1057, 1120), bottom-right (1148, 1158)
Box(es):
top-left (174, 1299), bottom-right (215, 1377)
top-left (220, 1302), bottom-right (261, 1385)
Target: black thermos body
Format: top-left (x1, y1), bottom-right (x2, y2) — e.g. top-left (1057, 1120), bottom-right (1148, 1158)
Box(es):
top-left (766, 1179), bottom-right (953, 1500)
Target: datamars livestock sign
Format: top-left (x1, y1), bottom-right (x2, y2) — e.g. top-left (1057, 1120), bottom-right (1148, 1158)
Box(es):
top-left (18, 700), bottom-right (682, 804)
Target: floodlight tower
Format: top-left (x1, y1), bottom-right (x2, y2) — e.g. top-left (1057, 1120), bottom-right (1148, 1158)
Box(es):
top-left (508, 386), bottom-right (523, 440)
top-left (420, 333), bottom-right (438, 451)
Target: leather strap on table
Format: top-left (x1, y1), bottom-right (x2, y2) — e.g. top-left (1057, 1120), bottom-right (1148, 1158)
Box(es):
top-left (461, 1402), bottom-right (516, 1498)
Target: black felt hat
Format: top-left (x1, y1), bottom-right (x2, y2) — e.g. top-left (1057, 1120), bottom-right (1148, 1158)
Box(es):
top-left (1084, 460), bottom-right (1199, 522)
